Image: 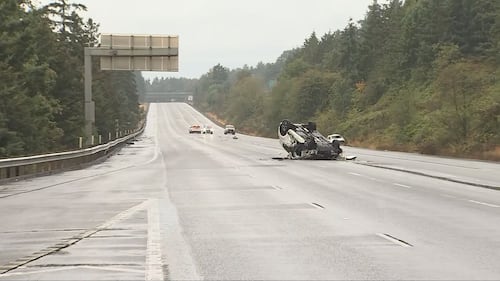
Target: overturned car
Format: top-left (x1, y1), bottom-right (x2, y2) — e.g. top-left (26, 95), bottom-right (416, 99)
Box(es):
top-left (278, 120), bottom-right (353, 160)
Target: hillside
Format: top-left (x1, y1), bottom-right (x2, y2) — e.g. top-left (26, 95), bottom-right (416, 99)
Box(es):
top-left (186, 0), bottom-right (500, 160)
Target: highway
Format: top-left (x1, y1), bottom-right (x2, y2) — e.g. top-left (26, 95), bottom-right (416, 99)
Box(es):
top-left (0, 102), bottom-right (499, 280)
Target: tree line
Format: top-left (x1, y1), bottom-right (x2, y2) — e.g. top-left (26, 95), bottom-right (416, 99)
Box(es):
top-left (185, 0), bottom-right (499, 160)
top-left (0, 0), bottom-right (144, 158)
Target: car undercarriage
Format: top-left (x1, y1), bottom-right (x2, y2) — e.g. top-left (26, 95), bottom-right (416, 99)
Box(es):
top-left (278, 120), bottom-right (353, 160)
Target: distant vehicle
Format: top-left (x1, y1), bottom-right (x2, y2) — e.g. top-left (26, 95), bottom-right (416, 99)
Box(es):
top-left (326, 134), bottom-right (345, 145)
top-left (189, 125), bottom-right (202, 134)
top-left (202, 125), bottom-right (214, 134)
top-left (224, 125), bottom-right (236, 135)
top-left (278, 120), bottom-right (355, 160)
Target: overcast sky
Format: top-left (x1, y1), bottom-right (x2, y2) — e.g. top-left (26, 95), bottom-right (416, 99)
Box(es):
top-left (37, 0), bottom-right (376, 79)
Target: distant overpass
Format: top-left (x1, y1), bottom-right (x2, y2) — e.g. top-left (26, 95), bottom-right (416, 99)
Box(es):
top-left (140, 91), bottom-right (193, 103)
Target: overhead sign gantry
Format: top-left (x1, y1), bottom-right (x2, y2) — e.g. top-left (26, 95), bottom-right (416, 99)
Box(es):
top-left (84, 34), bottom-right (179, 145)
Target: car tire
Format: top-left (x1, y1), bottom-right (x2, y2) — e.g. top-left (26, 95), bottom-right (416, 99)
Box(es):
top-left (331, 140), bottom-right (343, 154)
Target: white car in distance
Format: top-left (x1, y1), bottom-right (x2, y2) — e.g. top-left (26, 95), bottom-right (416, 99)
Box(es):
top-left (202, 125), bottom-right (214, 134)
top-left (326, 134), bottom-right (345, 145)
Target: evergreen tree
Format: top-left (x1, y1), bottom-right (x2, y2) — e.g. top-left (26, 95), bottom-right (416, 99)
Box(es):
top-left (0, 0), bottom-right (62, 157)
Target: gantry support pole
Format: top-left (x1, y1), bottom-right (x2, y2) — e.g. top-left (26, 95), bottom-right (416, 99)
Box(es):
top-left (83, 39), bottom-right (178, 146)
top-left (84, 48), bottom-right (95, 146)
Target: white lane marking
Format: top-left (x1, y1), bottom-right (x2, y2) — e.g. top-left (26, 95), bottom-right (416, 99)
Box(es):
top-left (146, 199), bottom-right (164, 281)
top-left (468, 200), bottom-right (500, 208)
top-left (376, 233), bottom-right (412, 248)
top-left (441, 194), bottom-right (458, 199)
top-left (393, 183), bottom-right (412, 189)
top-left (348, 172), bottom-right (387, 183)
top-left (98, 200), bottom-right (150, 230)
top-left (0, 267), bottom-right (81, 277)
top-left (0, 266), bottom-right (144, 277)
top-left (0, 266), bottom-right (78, 279)
top-left (81, 265), bottom-right (144, 273)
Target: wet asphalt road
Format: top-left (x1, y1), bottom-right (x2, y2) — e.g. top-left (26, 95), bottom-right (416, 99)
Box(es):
top-left (0, 103), bottom-right (499, 280)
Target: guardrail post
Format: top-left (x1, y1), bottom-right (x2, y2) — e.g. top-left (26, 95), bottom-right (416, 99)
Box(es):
top-left (99, 135), bottom-right (102, 144)
top-left (79, 137), bottom-right (83, 149)
top-left (109, 132), bottom-right (112, 142)
top-left (91, 135), bottom-right (95, 146)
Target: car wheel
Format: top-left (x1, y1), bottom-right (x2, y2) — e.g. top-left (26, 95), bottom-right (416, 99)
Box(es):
top-left (331, 140), bottom-right (342, 154)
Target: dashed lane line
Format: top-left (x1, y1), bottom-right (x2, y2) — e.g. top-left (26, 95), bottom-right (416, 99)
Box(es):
top-left (468, 200), bottom-right (500, 208)
top-left (348, 172), bottom-right (413, 189)
top-left (440, 193), bottom-right (458, 199)
top-left (393, 183), bottom-right (412, 189)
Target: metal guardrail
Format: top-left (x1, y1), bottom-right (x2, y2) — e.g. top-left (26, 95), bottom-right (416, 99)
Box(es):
top-left (0, 126), bottom-right (145, 183)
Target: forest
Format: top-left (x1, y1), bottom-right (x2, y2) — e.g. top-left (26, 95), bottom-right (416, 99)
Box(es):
top-left (151, 0), bottom-right (500, 160)
top-left (0, 0), bottom-right (143, 158)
